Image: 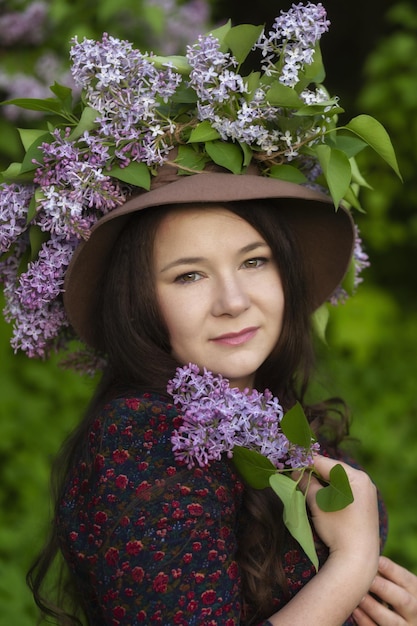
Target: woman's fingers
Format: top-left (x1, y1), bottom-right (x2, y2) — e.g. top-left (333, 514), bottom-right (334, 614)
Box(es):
top-left (377, 556), bottom-right (417, 600)
top-left (353, 557), bottom-right (417, 625)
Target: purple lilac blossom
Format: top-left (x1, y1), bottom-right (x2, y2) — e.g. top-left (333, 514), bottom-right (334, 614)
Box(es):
top-left (187, 10), bottom-right (335, 162)
top-left (167, 364), bottom-right (318, 470)
top-left (33, 129), bottom-right (126, 238)
top-left (0, 236), bottom-right (69, 358)
top-left (69, 33), bottom-right (182, 167)
top-left (256, 2), bottom-right (330, 87)
top-left (0, 183), bottom-right (33, 252)
top-left (329, 226), bottom-right (370, 305)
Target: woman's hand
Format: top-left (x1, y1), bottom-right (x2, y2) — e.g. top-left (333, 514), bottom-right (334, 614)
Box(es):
top-left (352, 556), bottom-right (417, 625)
top-left (268, 456), bottom-right (381, 625)
top-left (304, 455), bottom-right (380, 569)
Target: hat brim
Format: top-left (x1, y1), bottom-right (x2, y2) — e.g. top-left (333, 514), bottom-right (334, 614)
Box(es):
top-left (63, 172), bottom-right (354, 348)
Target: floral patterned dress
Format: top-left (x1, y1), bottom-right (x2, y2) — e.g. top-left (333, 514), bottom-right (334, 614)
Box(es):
top-left (57, 393), bottom-right (388, 625)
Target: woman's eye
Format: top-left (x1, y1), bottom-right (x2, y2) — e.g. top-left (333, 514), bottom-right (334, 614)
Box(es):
top-left (175, 272), bottom-right (201, 284)
top-left (242, 257), bottom-right (267, 269)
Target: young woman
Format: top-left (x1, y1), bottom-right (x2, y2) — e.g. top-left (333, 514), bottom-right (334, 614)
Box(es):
top-left (27, 167), bottom-right (417, 625)
top-left (0, 5), bottom-right (414, 623)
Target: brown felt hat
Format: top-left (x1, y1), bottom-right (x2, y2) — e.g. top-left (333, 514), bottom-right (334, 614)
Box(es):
top-left (63, 160), bottom-right (354, 349)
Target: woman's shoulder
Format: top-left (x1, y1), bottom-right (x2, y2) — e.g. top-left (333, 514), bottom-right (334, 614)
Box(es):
top-left (90, 391), bottom-right (182, 456)
top-left (98, 391), bottom-right (180, 431)
top-left (103, 390), bottom-right (177, 416)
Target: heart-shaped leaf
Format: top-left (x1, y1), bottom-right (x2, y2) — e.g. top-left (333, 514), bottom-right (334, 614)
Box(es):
top-left (205, 140), bottom-right (243, 174)
top-left (281, 402), bottom-right (315, 448)
top-left (109, 162), bottom-right (151, 190)
top-left (232, 446), bottom-right (276, 489)
top-left (316, 463), bottom-right (354, 512)
top-left (269, 164), bottom-right (308, 184)
top-left (224, 24), bottom-right (264, 65)
top-left (188, 121), bottom-right (221, 143)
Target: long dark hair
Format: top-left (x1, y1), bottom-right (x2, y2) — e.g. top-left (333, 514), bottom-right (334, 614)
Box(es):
top-left (27, 200), bottom-right (349, 624)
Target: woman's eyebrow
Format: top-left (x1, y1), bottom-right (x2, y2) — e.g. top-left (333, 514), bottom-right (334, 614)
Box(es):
top-left (159, 241), bottom-right (268, 273)
top-left (160, 256), bottom-right (206, 273)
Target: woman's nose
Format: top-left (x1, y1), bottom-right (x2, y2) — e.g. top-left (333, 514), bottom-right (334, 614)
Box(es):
top-left (211, 276), bottom-right (250, 317)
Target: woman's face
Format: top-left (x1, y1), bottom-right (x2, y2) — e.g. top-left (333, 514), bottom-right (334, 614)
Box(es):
top-left (154, 205), bottom-right (285, 390)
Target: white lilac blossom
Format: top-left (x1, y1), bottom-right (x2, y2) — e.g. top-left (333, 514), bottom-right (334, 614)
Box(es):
top-left (167, 364), bottom-right (319, 470)
top-left (0, 2), bottom-right (386, 365)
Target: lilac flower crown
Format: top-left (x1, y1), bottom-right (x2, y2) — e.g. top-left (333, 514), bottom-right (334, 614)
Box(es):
top-left (0, 2), bottom-right (399, 364)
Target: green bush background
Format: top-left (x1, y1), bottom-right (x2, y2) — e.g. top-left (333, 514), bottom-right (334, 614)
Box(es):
top-left (0, 1), bottom-right (416, 624)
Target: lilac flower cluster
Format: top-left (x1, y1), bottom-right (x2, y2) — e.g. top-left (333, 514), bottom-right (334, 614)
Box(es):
top-left (70, 33), bottom-right (182, 167)
top-left (168, 364), bottom-right (319, 470)
top-left (187, 12), bottom-right (335, 162)
top-left (0, 125), bottom-right (129, 357)
top-left (256, 2), bottom-right (330, 87)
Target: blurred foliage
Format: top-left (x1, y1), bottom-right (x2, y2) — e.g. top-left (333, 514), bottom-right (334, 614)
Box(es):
top-left (314, 287), bottom-right (417, 572)
top-left (0, 0), bottom-right (416, 624)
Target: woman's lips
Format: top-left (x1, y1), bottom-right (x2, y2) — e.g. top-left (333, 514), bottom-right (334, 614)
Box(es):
top-left (211, 327), bottom-right (258, 346)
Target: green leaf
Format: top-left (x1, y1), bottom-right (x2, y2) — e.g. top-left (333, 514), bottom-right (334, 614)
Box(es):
top-left (1, 97), bottom-right (64, 115)
top-left (49, 82), bottom-right (73, 108)
top-left (266, 83), bottom-right (303, 108)
top-left (109, 162), bottom-right (151, 190)
top-left (205, 140), bottom-right (243, 174)
top-left (311, 303), bottom-right (329, 344)
top-left (208, 20), bottom-right (232, 49)
top-left (239, 142), bottom-right (253, 168)
top-left (315, 144), bottom-right (351, 208)
top-left (29, 225), bottom-right (49, 261)
top-left (232, 446), bottom-right (276, 489)
top-left (301, 43), bottom-right (325, 84)
top-left (327, 133), bottom-right (368, 159)
top-left (245, 71), bottom-right (261, 99)
top-left (188, 121), bottom-right (221, 143)
top-left (350, 156), bottom-right (372, 190)
top-left (269, 164), bottom-right (308, 184)
top-left (69, 106), bottom-right (99, 140)
top-left (344, 115), bottom-right (402, 180)
top-left (281, 402), bottom-right (314, 448)
top-left (270, 473), bottom-right (319, 571)
top-left (175, 145), bottom-right (208, 173)
top-left (342, 185), bottom-right (363, 212)
top-left (341, 258), bottom-right (356, 297)
top-left (316, 464), bottom-right (354, 512)
top-left (20, 133), bottom-right (52, 174)
top-left (26, 194), bottom-right (37, 225)
top-left (0, 162), bottom-right (33, 183)
top-left (294, 103), bottom-right (344, 117)
top-left (149, 55), bottom-right (191, 75)
top-left (224, 24), bottom-right (264, 65)
top-left (17, 128), bottom-right (46, 152)
top-left (171, 83), bottom-right (197, 104)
